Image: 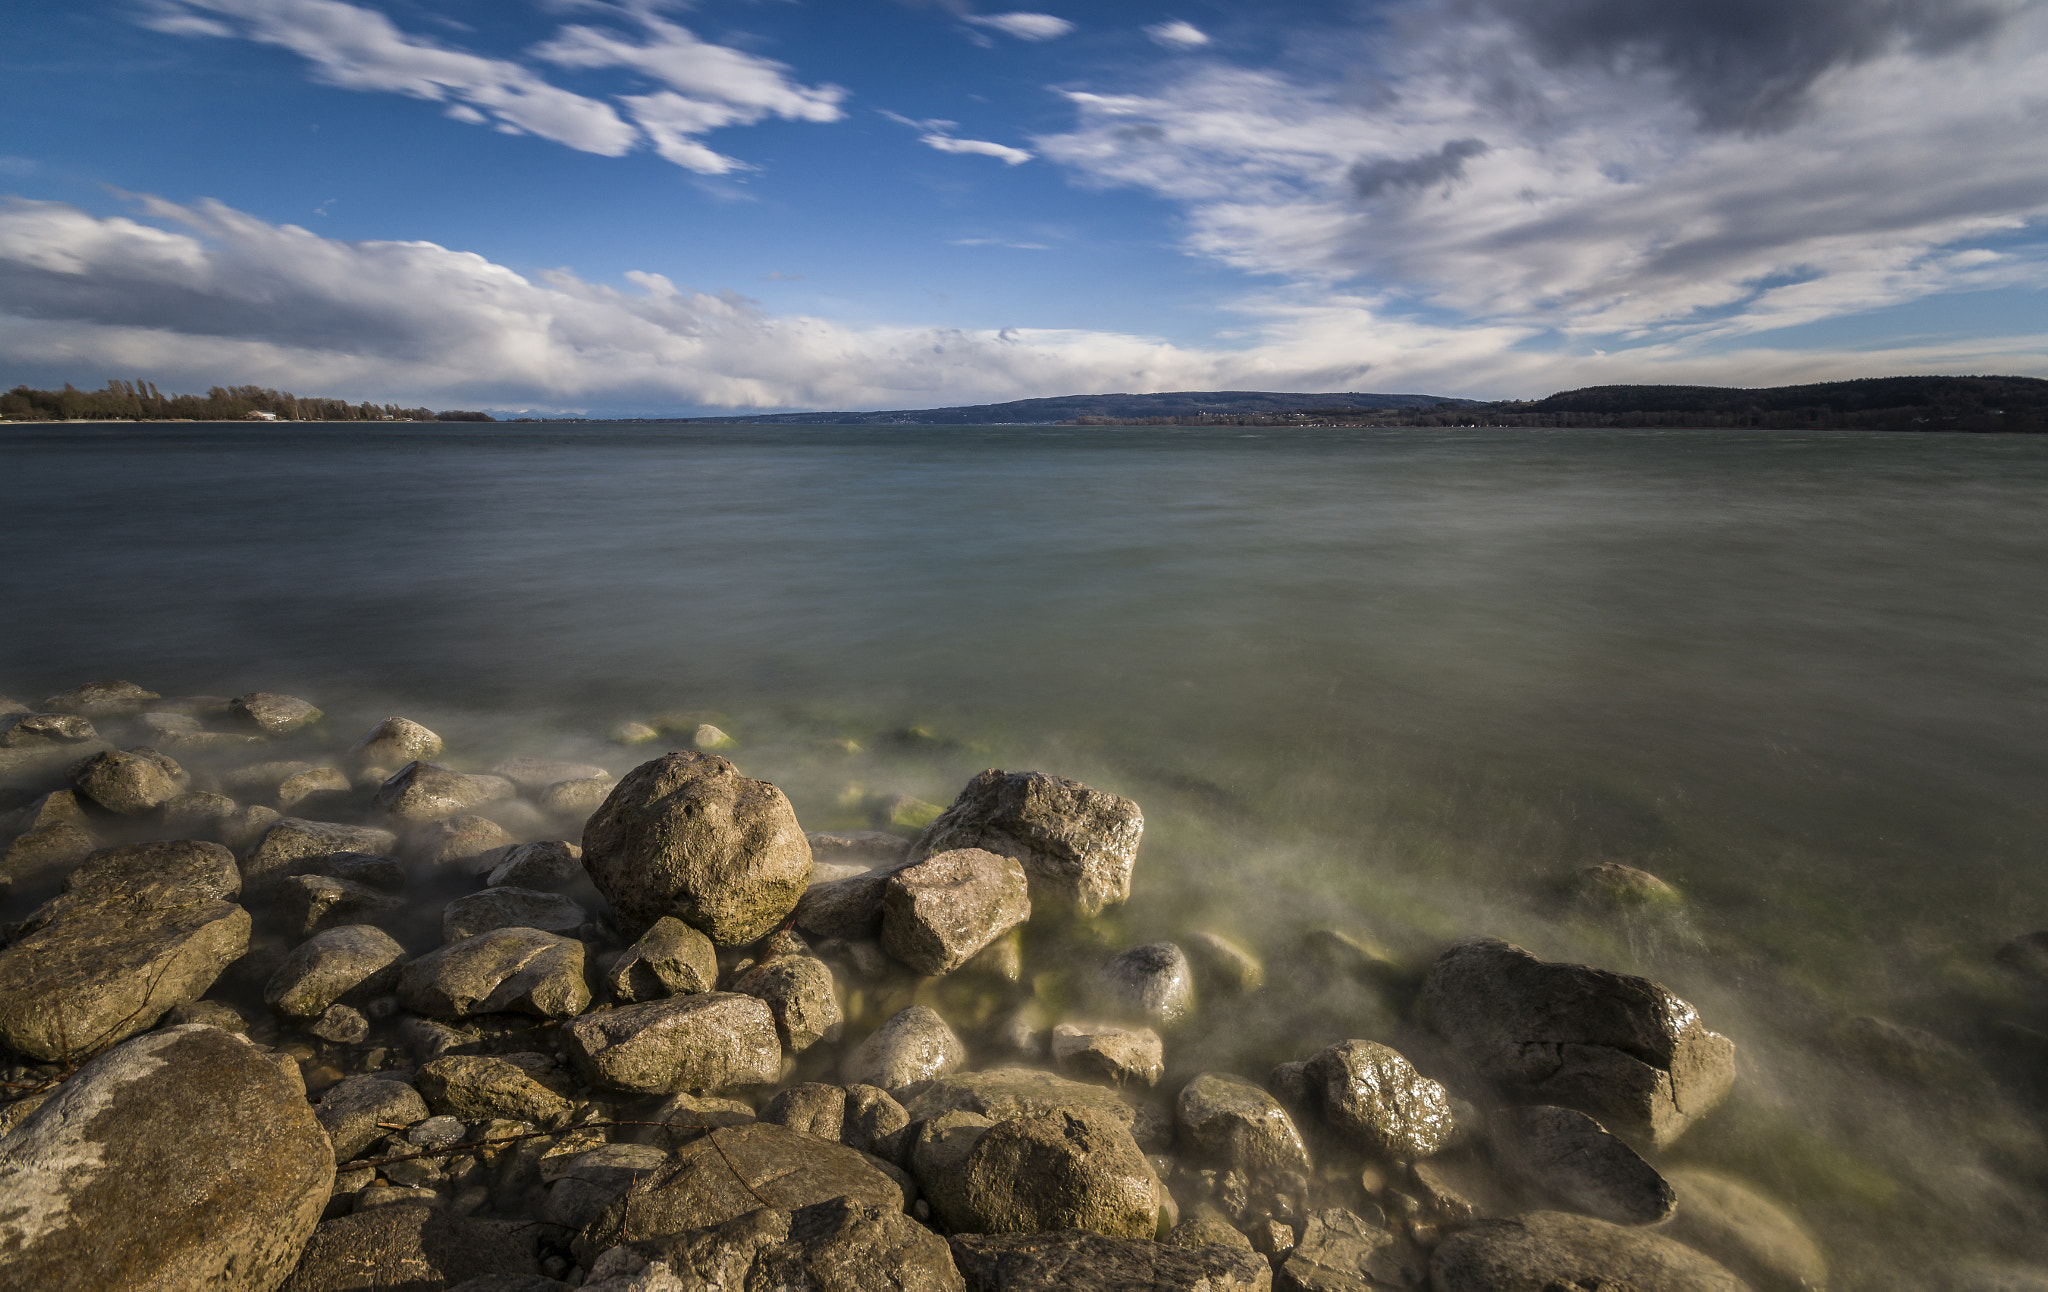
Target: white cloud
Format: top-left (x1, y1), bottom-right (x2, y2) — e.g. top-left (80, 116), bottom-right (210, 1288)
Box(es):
top-left (138, 0), bottom-right (841, 174)
top-left (920, 134), bottom-right (1034, 165)
top-left (6, 196), bottom-right (2038, 414)
top-left (964, 13), bottom-right (1075, 41)
top-left (1144, 20), bottom-right (1209, 49)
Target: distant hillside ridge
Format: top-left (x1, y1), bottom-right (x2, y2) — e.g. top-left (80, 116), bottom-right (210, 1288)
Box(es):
top-left (1482, 375), bottom-right (2047, 431)
top-left (669, 389), bottom-right (1476, 425)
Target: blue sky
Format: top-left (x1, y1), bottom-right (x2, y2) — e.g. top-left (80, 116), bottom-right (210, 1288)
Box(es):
top-left (2, 0), bottom-right (2045, 415)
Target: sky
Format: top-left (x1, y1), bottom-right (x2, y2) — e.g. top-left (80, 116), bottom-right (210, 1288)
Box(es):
top-left (1, 0), bottom-right (2046, 415)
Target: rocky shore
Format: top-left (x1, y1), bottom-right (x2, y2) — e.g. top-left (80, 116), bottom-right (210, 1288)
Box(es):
top-left (0, 680), bottom-right (1831, 1290)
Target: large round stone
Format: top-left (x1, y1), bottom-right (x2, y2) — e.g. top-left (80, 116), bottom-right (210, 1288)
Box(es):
top-left (581, 752), bottom-right (812, 945)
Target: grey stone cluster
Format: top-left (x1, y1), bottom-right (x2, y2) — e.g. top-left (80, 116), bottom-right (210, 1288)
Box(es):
top-left (0, 681), bottom-right (1825, 1292)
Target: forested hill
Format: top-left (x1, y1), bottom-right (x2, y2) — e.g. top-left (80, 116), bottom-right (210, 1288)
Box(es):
top-left (663, 389), bottom-right (1475, 425)
top-left (1480, 375), bottom-right (2048, 431)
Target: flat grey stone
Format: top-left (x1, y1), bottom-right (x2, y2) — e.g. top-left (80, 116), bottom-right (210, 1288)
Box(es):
top-left (542, 1142), bottom-right (668, 1232)
top-left (609, 1195), bottom-right (964, 1291)
top-left (281, 1207), bottom-right (539, 1291)
top-left (245, 817), bottom-right (400, 884)
top-left (1274, 1208), bottom-right (1424, 1291)
top-left (903, 1066), bottom-right (1138, 1129)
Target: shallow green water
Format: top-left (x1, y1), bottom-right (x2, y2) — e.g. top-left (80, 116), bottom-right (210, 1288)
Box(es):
top-left (3, 421), bottom-right (2045, 1284)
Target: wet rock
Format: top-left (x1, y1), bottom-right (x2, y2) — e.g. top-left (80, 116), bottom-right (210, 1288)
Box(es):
top-left (911, 769), bottom-right (1144, 916)
top-left (41, 680), bottom-right (159, 716)
top-left (1, 711), bottom-right (100, 747)
top-left (282, 1207), bottom-right (540, 1291)
top-left (1416, 937), bottom-right (1736, 1147)
top-left (582, 751), bottom-right (813, 945)
top-left (416, 812), bottom-right (517, 867)
top-left (348, 716), bottom-right (443, 770)
top-left (71, 746), bottom-right (188, 814)
top-left (607, 915), bottom-right (720, 1003)
top-left (882, 847), bottom-right (1033, 976)
top-left (904, 1066), bottom-right (1139, 1130)
top-left (486, 838), bottom-right (583, 888)
top-left (578, 1122), bottom-right (907, 1254)
top-left (374, 761), bottom-right (517, 823)
top-left (1664, 1167), bottom-right (1827, 1292)
top-left (318, 1074), bottom-right (431, 1160)
top-left (229, 691), bottom-right (325, 735)
top-left (277, 766), bottom-right (353, 813)
top-left (1576, 863), bottom-right (1683, 910)
top-left (763, 1081), bottom-right (849, 1139)
top-left (265, 923), bottom-right (408, 1018)
top-left (307, 1002), bottom-right (370, 1044)
top-left (1430, 1210), bottom-right (1746, 1291)
top-left (539, 776), bottom-right (614, 817)
top-left (443, 886), bottom-right (589, 942)
top-left (418, 1054), bottom-right (574, 1124)
top-left (493, 757), bottom-right (610, 795)
top-left (0, 1025), bottom-right (332, 1289)
top-left (0, 841), bottom-right (250, 1061)
top-left (1053, 1022), bottom-right (1165, 1087)
top-left (733, 953), bottom-right (844, 1052)
top-left (841, 1004), bottom-right (967, 1090)
top-left (543, 1142), bottom-right (669, 1231)
top-left (693, 722), bottom-right (735, 750)
top-left (1177, 1073), bottom-right (1313, 1183)
top-left (949, 1230), bottom-right (1274, 1291)
top-left (1099, 942), bottom-right (1196, 1026)
top-left (1186, 931), bottom-right (1265, 997)
top-left (610, 720), bottom-right (659, 745)
top-left (274, 872), bottom-right (403, 938)
top-left (843, 1083), bottom-right (913, 1160)
top-left (1302, 930), bottom-right (1405, 987)
top-left (809, 829), bottom-right (913, 868)
top-left (1304, 1039), bottom-right (1456, 1160)
top-left (937, 1105), bottom-right (1160, 1238)
top-left (1503, 1105), bottom-right (1674, 1225)
top-left (245, 817), bottom-right (400, 884)
top-left (608, 1195), bottom-right (965, 1292)
top-left (399, 926), bottom-right (591, 1020)
top-left (563, 991), bottom-right (781, 1095)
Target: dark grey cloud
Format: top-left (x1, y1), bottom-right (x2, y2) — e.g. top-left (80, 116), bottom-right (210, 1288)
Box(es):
top-left (1349, 137), bottom-right (1490, 199)
top-left (1472, 0), bottom-right (2018, 129)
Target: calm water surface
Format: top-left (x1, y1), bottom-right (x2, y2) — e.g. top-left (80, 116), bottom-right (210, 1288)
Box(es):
top-left (4, 422), bottom-right (2046, 1285)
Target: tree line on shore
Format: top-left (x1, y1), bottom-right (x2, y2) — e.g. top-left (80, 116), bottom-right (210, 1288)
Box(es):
top-left (0, 380), bottom-right (496, 423)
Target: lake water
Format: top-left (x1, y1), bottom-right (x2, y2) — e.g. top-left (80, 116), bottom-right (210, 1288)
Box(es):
top-left (4, 421), bottom-right (2046, 1285)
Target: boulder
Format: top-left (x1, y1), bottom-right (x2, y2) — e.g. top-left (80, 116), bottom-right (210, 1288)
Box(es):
top-left (1275, 1208), bottom-right (1424, 1292)
top-left (1177, 1073), bottom-right (1313, 1182)
top-left (909, 1109), bottom-right (996, 1225)
top-left (841, 1004), bottom-right (966, 1090)
top-left (1503, 1105), bottom-right (1675, 1225)
top-left (881, 848), bottom-right (1032, 976)
top-left (1186, 931), bottom-right (1265, 997)
top-left (903, 1067), bottom-right (1138, 1129)
top-left (40, 680), bottom-right (158, 716)
top-left (942, 1106), bottom-right (1160, 1239)
top-left (1664, 1167), bottom-right (1826, 1292)
top-left (0, 1025), bottom-right (332, 1289)
top-left (732, 954), bottom-right (844, 1052)
top-left (317, 1074), bottom-right (430, 1161)
top-left (264, 923), bottom-right (408, 1019)
top-left (577, 1123), bottom-right (905, 1253)
top-left (603, 1195), bottom-right (965, 1291)
top-left (607, 916), bottom-right (720, 1003)
top-left (545, 1142), bottom-right (670, 1231)
top-left (539, 776), bottom-right (614, 817)
top-left (493, 758), bottom-right (610, 794)
top-left (1430, 1211), bottom-right (1748, 1291)
top-left (348, 716), bottom-right (443, 770)
top-left (1303, 1039), bottom-right (1455, 1160)
top-left (1416, 937), bottom-right (1737, 1146)
top-left (949, 1230), bottom-right (1273, 1291)
top-left (486, 839), bottom-right (583, 888)
top-left (1099, 943), bottom-right (1196, 1026)
top-left (843, 1083), bottom-right (913, 1160)
top-left (374, 761), bottom-right (517, 823)
top-left (1052, 1022), bottom-right (1165, 1087)
top-left (244, 817), bottom-right (400, 884)
top-left (443, 886), bottom-right (589, 941)
top-left (273, 873), bottom-right (403, 938)
top-left (910, 769), bottom-right (1143, 916)
top-left (229, 691), bottom-right (325, 735)
top-left (398, 927), bottom-right (591, 1020)
top-left (0, 841), bottom-right (249, 1061)
top-left (1, 711), bottom-right (99, 747)
top-left (581, 751), bottom-right (812, 944)
top-left (70, 746), bottom-right (187, 814)
top-left (415, 813), bottom-right (517, 867)
top-left (417, 1054), bottom-right (574, 1124)
top-left (282, 1207), bottom-right (539, 1291)
top-left (762, 1082), bottom-right (849, 1140)
top-left (562, 992), bottom-right (781, 1095)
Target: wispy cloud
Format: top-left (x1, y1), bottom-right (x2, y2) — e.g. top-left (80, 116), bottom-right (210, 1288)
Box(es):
top-left (921, 134), bottom-right (1033, 165)
top-left (136, 0), bottom-right (842, 174)
top-left (963, 12), bottom-right (1075, 41)
top-left (950, 237), bottom-right (1052, 250)
top-left (1144, 20), bottom-right (1209, 50)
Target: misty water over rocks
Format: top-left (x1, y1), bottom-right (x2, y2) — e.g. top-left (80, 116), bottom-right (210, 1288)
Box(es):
top-left (3, 421), bottom-right (2047, 1289)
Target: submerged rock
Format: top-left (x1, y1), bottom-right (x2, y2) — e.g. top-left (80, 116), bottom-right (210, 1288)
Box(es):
top-left (1417, 937), bottom-right (1736, 1147)
top-left (841, 1005), bottom-right (967, 1090)
top-left (562, 991), bottom-right (781, 1095)
top-left (0, 1025), bottom-right (332, 1290)
top-left (808, 829), bottom-right (912, 868)
top-left (399, 926), bottom-right (590, 1020)
top-left (606, 916), bottom-right (720, 1003)
top-left (949, 1230), bottom-right (1273, 1292)
top-left (1303, 1039), bottom-right (1456, 1161)
top-left (264, 923), bottom-right (408, 1019)
top-left (882, 847), bottom-right (1032, 976)
top-left (229, 691), bottom-right (325, 735)
top-left (1430, 1211), bottom-right (1747, 1292)
top-left (539, 776), bottom-right (614, 817)
top-left (273, 873), bottom-right (402, 938)
top-left (1503, 1105), bottom-right (1675, 1225)
top-left (41, 680), bottom-right (158, 716)
top-left (1663, 1167), bottom-right (1827, 1292)
top-left (1098, 942), bottom-right (1196, 1026)
top-left (1, 711), bottom-right (99, 747)
top-left (1186, 931), bottom-right (1265, 997)
top-left (492, 757), bottom-right (610, 795)
top-left (374, 761), bottom-right (516, 823)
top-left (582, 751), bottom-right (812, 945)
top-left (910, 769), bottom-right (1144, 916)
top-left (414, 813), bottom-right (517, 867)
top-left (276, 766), bottom-right (352, 813)
top-left (0, 841), bottom-right (249, 1061)
top-left (347, 716), bottom-right (443, 770)
top-left (70, 746), bottom-right (188, 815)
